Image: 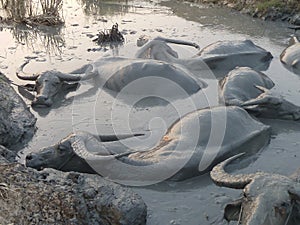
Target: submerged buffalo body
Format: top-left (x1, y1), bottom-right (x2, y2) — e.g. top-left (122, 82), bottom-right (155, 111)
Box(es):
top-left (26, 106), bottom-right (270, 182)
top-left (82, 57), bottom-right (207, 96)
top-left (211, 154), bottom-right (300, 225)
top-left (280, 36), bottom-right (300, 75)
top-left (219, 67), bottom-right (300, 120)
top-left (136, 37), bottom-right (273, 77)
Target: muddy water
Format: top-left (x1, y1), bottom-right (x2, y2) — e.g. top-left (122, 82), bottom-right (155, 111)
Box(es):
top-left (1, 0), bottom-right (300, 224)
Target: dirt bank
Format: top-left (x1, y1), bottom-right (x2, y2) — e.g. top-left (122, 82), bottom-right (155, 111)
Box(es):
top-left (185, 0), bottom-right (300, 22)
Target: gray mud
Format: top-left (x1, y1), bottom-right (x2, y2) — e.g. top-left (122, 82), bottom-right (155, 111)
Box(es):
top-left (1, 0), bottom-right (300, 224)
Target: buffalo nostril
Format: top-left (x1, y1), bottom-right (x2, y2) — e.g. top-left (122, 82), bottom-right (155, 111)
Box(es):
top-left (32, 95), bottom-right (53, 107)
top-left (26, 154), bottom-right (33, 161)
top-left (37, 95), bottom-right (49, 101)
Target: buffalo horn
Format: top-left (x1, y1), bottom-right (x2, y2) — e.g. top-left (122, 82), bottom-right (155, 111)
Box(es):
top-left (210, 153), bottom-right (253, 189)
top-left (16, 60), bottom-right (39, 81)
top-left (57, 72), bottom-right (85, 82)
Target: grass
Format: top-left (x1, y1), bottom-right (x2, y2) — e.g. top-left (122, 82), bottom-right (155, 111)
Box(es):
top-left (0, 0), bottom-right (64, 26)
top-left (186, 0), bottom-right (300, 12)
top-left (256, 0), bottom-right (285, 12)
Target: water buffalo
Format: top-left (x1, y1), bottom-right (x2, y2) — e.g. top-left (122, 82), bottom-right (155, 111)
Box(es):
top-left (197, 40), bottom-right (272, 73)
top-left (81, 57), bottom-right (207, 95)
top-left (16, 60), bottom-right (82, 107)
top-left (219, 67), bottom-right (300, 121)
top-left (135, 36), bottom-right (200, 61)
top-left (219, 67), bottom-right (275, 106)
top-left (26, 106), bottom-right (270, 183)
top-left (211, 153), bottom-right (300, 225)
top-left (242, 86), bottom-right (300, 121)
top-left (136, 37), bottom-right (273, 77)
top-left (280, 36), bottom-right (300, 75)
top-left (17, 57), bottom-right (207, 107)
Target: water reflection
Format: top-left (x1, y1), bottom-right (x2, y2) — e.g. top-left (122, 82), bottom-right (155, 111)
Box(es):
top-left (6, 24), bottom-right (65, 55)
top-left (78, 0), bottom-right (131, 16)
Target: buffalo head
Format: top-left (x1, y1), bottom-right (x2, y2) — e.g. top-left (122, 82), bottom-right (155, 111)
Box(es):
top-left (16, 60), bottom-right (84, 107)
top-left (26, 131), bottom-right (144, 173)
top-left (26, 134), bottom-right (77, 171)
top-left (211, 153), bottom-right (300, 225)
top-left (242, 85), bottom-right (300, 120)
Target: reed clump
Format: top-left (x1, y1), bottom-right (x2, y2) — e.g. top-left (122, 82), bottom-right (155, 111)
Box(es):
top-left (0, 0), bottom-right (64, 26)
top-left (93, 23), bottom-right (125, 46)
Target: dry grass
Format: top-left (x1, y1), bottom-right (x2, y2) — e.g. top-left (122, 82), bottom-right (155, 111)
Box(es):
top-left (0, 0), bottom-right (64, 26)
top-left (185, 0), bottom-right (300, 14)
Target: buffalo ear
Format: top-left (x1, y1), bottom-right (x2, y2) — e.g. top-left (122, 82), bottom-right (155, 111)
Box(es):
top-left (254, 85), bottom-right (269, 93)
top-left (288, 188), bottom-right (300, 202)
top-left (23, 83), bottom-right (36, 91)
top-left (18, 86), bottom-right (35, 101)
top-left (62, 82), bottom-right (79, 91)
top-left (224, 199), bottom-right (243, 222)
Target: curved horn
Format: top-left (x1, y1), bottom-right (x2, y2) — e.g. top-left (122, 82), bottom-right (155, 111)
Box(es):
top-left (241, 88), bottom-right (271, 106)
top-left (210, 153), bottom-right (253, 189)
top-left (96, 133), bottom-right (144, 142)
top-left (154, 36), bottom-right (200, 49)
top-left (288, 26), bottom-right (300, 33)
top-left (254, 85), bottom-right (269, 93)
top-left (71, 138), bottom-right (136, 161)
top-left (289, 35), bottom-right (300, 45)
top-left (57, 72), bottom-right (84, 82)
top-left (16, 60), bottom-right (39, 81)
top-left (242, 98), bottom-right (268, 107)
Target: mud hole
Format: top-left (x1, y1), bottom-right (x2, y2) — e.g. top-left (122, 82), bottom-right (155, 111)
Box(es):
top-left (0, 0), bottom-right (300, 224)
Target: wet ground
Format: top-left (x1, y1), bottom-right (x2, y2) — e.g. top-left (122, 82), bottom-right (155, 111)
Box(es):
top-left (1, 0), bottom-right (300, 224)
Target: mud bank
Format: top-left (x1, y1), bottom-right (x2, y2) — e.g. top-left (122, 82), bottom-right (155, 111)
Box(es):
top-left (183, 0), bottom-right (300, 22)
top-left (0, 147), bottom-right (147, 225)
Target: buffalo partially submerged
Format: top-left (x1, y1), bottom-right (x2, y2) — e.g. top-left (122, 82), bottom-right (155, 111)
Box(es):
top-left (26, 106), bottom-right (270, 183)
top-left (219, 67), bottom-right (300, 121)
top-left (280, 36), bottom-right (300, 75)
top-left (25, 132), bottom-right (144, 173)
top-left (219, 67), bottom-right (275, 106)
top-left (16, 60), bottom-right (82, 107)
top-left (82, 57), bottom-right (207, 94)
top-left (135, 36), bottom-right (200, 60)
top-left (136, 37), bottom-right (273, 77)
top-left (17, 57), bottom-right (207, 107)
top-left (197, 40), bottom-right (273, 74)
top-left (211, 153), bottom-right (300, 225)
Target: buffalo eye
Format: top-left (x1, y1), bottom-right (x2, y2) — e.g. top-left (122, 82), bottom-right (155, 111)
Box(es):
top-left (274, 202), bottom-right (290, 217)
top-left (57, 143), bottom-right (68, 153)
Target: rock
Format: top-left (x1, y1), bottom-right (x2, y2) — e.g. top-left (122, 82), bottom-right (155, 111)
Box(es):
top-left (0, 163), bottom-right (147, 225)
top-left (0, 72), bottom-right (36, 150)
top-left (0, 145), bottom-right (17, 163)
top-left (290, 13), bottom-right (300, 25)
